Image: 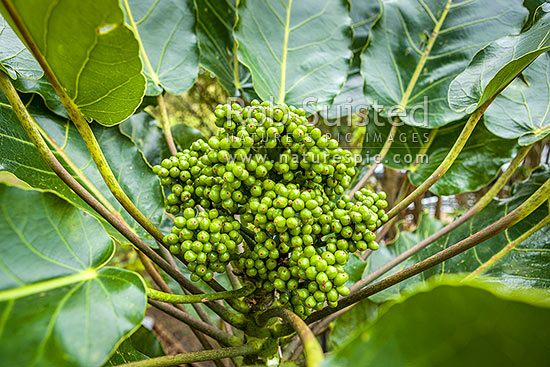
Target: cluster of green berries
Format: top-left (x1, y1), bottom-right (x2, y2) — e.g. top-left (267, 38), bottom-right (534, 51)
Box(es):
top-left (161, 207), bottom-right (243, 282)
top-left (153, 100), bottom-right (388, 318)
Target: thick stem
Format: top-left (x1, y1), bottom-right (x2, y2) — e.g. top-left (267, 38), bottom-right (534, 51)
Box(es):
top-left (465, 213), bottom-right (550, 280)
top-left (114, 341), bottom-right (262, 367)
top-left (351, 144), bottom-right (532, 292)
top-left (146, 283), bottom-right (255, 304)
top-left (157, 93), bottom-right (178, 156)
top-left (386, 98), bottom-right (494, 220)
top-left (226, 264), bottom-right (243, 290)
top-left (259, 308), bottom-right (324, 367)
top-left (150, 300), bottom-right (243, 347)
top-left (0, 72), bottom-right (245, 330)
top-left (304, 177), bottom-right (550, 325)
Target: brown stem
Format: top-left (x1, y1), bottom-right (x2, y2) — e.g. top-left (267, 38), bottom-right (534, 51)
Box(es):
top-left (150, 300), bottom-right (243, 347)
top-left (465, 213), bottom-right (550, 280)
top-left (113, 341), bottom-right (262, 367)
top-left (157, 93), bottom-right (178, 156)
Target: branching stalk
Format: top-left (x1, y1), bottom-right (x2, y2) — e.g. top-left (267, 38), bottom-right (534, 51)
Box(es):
top-left (114, 341), bottom-right (262, 367)
top-left (138, 253), bottom-right (225, 367)
top-left (259, 308), bottom-right (324, 367)
top-left (146, 283), bottom-right (255, 304)
top-left (149, 300), bottom-right (243, 347)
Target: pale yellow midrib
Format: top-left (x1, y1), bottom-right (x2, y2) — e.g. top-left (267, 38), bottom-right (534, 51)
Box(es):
top-left (399, 0), bottom-right (452, 110)
top-left (278, 0), bottom-right (293, 104)
top-left (0, 269), bottom-right (97, 302)
top-left (122, 0), bottom-right (161, 86)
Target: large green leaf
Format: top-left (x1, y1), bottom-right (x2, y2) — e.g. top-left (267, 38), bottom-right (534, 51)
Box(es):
top-left (408, 121), bottom-right (518, 195)
top-left (0, 0), bottom-right (146, 125)
top-left (322, 0), bottom-right (382, 119)
top-left (0, 182), bottom-right (146, 367)
top-left (119, 111), bottom-right (204, 166)
top-left (194, 0), bottom-right (257, 98)
top-left (234, 0), bottom-right (353, 107)
top-left (0, 94), bottom-right (165, 245)
top-left (328, 299), bottom-right (379, 351)
top-left (449, 13), bottom-right (550, 115)
top-left (0, 13), bottom-right (42, 80)
top-left (362, 0), bottom-right (526, 128)
top-left (106, 326), bottom-right (164, 366)
top-left (366, 166), bottom-right (550, 302)
top-left (326, 283), bottom-right (550, 367)
top-left (483, 52), bottom-right (550, 145)
top-left (122, 0), bottom-right (199, 96)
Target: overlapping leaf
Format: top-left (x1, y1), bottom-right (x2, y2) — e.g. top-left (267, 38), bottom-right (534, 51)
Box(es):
top-left (12, 75), bottom-right (67, 117)
top-left (0, 183), bottom-right (146, 367)
top-left (323, 0), bottom-right (382, 119)
top-left (0, 13), bottom-right (42, 80)
top-left (234, 0), bottom-right (353, 107)
top-left (0, 93), bottom-right (164, 245)
top-left (0, 0), bottom-right (146, 125)
top-left (327, 283), bottom-right (550, 367)
top-left (449, 13), bottom-right (550, 114)
top-left (362, 0), bottom-right (526, 128)
top-left (122, 0), bottom-right (199, 96)
top-left (483, 52), bottom-right (550, 145)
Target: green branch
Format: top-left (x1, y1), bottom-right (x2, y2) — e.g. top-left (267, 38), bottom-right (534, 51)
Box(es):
top-left (146, 282), bottom-right (255, 304)
top-left (114, 340), bottom-right (263, 367)
top-left (157, 93), bottom-right (178, 156)
top-left (149, 300), bottom-right (243, 347)
top-left (260, 308), bottom-right (324, 367)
